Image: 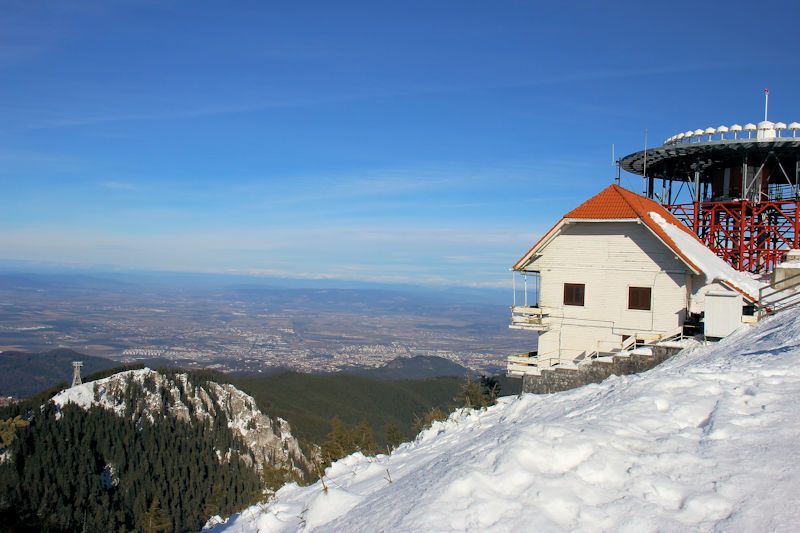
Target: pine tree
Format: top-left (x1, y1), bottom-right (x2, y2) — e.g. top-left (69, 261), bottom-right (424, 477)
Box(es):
top-left (142, 499), bottom-right (171, 533)
top-left (353, 421), bottom-right (375, 455)
top-left (384, 421), bottom-right (404, 451)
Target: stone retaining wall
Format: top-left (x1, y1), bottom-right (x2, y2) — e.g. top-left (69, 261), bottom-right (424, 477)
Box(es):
top-left (521, 345), bottom-right (683, 394)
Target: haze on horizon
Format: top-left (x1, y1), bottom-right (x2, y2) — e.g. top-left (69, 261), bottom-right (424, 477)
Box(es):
top-left (1, 1), bottom-right (798, 288)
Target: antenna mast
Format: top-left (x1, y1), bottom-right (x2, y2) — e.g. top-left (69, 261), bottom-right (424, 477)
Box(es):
top-left (72, 361), bottom-right (83, 387)
top-left (642, 129), bottom-right (648, 195)
top-left (764, 88), bottom-right (769, 121)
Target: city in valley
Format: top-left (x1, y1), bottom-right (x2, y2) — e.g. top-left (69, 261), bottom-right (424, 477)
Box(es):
top-left (0, 272), bottom-right (533, 375)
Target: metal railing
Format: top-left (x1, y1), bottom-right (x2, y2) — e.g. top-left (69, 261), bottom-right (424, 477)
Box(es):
top-left (758, 270), bottom-right (800, 319)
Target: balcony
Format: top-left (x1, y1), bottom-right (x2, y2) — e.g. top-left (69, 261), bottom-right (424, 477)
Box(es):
top-left (506, 351), bottom-right (565, 376)
top-left (509, 305), bottom-right (549, 331)
top-left (506, 351), bottom-right (540, 376)
top-left (510, 270), bottom-right (547, 331)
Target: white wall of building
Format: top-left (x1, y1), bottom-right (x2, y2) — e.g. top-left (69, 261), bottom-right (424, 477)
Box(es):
top-left (524, 221), bottom-right (691, 361)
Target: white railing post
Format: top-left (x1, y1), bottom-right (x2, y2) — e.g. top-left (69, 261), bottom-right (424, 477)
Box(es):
top-left (512, 271), bottom-right (516, 308)
top-left (524, 273), bottom-right (528, 307)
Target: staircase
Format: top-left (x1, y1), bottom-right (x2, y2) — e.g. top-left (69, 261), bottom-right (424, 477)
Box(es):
top-left (508, 327), bottom-right (690, 379)
top-left (520, 341), bottom-right (688, 394)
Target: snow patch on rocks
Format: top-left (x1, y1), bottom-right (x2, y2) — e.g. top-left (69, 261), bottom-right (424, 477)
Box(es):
top-left (51, 369), bottom-right (311, 475)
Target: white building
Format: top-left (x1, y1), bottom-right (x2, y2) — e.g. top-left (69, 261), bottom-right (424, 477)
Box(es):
top-left (508, 184), bottom-right (763, 376)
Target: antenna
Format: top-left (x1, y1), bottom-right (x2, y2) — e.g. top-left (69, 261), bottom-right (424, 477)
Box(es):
top-left (764, 88), bottom-right (769, 121)
top-left (611, 143), bottom-right (616, 183)
top-left (642, 128), bottom-right (648, 194)
top-left (71, 361), bottom-right (83, 387)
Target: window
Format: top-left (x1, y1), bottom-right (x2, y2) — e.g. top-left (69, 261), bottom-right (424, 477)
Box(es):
top-left (628, 287), bottom-right (652, 310)
top-left (563, 283), bottom-right (585, 306)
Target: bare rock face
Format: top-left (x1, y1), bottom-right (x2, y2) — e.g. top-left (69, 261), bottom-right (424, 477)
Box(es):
top-left (204, 381), bottom-right (310, 473)
top-left (51, 368), bottom-right (313, 477)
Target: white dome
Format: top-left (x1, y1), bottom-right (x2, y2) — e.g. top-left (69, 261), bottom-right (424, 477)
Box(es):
top-left (730, 124), bottom-right (743, 131)
top-left (693, 128), bottom-right (705, 136)
top-left (717, 125), bottom-right (729, 133)
top-left (789, 122), bottom-right (800, 130)
top-left (684, 130), bottom-right (695, 137)
top-left (704, 127), bottom-right (716, 134)
top-left (744, 123), bottom-right (757, 131)
top-left (775, 122), bottom-right (787, 129)
top-left (676, 133), bottom-right (685, 140)
top-left (758, 120), bottom-right (774, 129)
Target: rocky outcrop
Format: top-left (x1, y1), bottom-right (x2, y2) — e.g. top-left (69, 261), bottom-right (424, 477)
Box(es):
top-left (51, 368), bottom-right (313, 476)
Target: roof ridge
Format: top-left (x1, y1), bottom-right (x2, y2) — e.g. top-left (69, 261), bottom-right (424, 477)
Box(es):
top-left (611, 183), bottom-right (643, 218)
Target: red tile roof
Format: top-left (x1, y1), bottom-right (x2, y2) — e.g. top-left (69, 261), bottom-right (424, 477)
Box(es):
top-left (513, 184), bottom-right (759, 302)
top-left (514, 184), bottom-right (702, 273)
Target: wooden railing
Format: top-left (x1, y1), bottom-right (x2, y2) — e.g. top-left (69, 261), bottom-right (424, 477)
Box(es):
top-left (509, 306), bottom-right (550, 331)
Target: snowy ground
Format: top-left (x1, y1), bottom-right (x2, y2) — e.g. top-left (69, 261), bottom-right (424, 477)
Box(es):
top-left (211, 309), bottom-right (800, 532)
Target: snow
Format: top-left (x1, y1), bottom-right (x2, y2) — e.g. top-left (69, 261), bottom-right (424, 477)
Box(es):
top-left (52, 368), bottom-right (153, 417)
top-left (50, 368), bottom-right (312, 476)
top-left (649, 212), bottom-right (766, 301)
top-left (211, 308), bottom-right (800, 532)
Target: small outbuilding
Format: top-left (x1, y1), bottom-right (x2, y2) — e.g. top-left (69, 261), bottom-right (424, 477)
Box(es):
top-left (508, 184), bottom-right (763, 376)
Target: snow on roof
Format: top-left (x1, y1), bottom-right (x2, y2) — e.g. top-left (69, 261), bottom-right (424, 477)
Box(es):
top-left (649, 212), bottom-right (764, 302)
top-left (210, 307), bottom-right (800, 532)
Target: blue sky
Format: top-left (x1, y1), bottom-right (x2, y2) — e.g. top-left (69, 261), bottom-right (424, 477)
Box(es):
top-left (1, 0), bottom-right (798, 288)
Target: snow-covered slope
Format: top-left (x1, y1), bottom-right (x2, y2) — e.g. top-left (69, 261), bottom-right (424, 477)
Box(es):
top-left (212, 309), bottom-right (800, 532)
top-left (52, 369), bottom-right (312, 475)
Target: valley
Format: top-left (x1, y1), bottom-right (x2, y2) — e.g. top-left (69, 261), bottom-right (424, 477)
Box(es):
top-left (0, 273), bottom-right (533, 377)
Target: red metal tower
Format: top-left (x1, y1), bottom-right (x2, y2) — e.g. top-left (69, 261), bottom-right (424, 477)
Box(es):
top-left (620, 102), bottom-right (800, 274)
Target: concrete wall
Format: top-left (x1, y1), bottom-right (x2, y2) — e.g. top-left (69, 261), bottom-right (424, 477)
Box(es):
top-left (521, 345), bottom-right (680, 394)
top-left (772, 264), bottom-right (800, 291)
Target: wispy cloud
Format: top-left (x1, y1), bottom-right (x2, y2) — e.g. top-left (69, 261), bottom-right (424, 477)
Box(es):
top-left (0, 220), bottom-right (534, 288)
top-left (97, 180), bottom-right (138, 191)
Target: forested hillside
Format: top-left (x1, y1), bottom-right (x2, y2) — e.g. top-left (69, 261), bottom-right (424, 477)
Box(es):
top-left (230, 372), bottom-right (463, 446)
top-left (0, 370), bottom-right (309, 532)
top-left (0, 399), bottom-right (261, 531)
top-left (0, 364), bottom-right (506, 531)
top-left (0, 349), bottom-right (117, 398)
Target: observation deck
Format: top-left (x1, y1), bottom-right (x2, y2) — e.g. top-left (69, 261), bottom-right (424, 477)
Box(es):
top-left (618, 103), bottom-right (800, 274)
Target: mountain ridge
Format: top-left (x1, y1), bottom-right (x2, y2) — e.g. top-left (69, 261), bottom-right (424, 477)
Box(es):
top-left (51, 367), bottom-right (313, 476)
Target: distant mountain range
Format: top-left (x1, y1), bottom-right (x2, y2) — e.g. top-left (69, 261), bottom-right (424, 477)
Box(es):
top-left (0, 349), bottom-right (487, 399)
